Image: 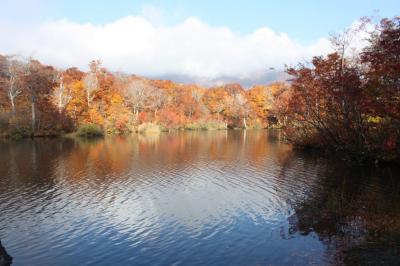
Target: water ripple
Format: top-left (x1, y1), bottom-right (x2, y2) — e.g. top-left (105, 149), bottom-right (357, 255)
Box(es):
top-left (0, 131), bottom-right (398, 265)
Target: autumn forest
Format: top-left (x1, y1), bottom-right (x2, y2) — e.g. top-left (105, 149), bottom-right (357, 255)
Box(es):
top-left (1, 1), bottom-right (400, 264)
top-left (0, 17), bottom-right (399, 163)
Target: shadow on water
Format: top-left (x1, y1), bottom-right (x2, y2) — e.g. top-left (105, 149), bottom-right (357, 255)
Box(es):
top-left (0, 130), bottom-right (399, 265)
top-left (281, 151), bottom-right (400, 265)
top-left (0, 241), bottom-right (12, 266)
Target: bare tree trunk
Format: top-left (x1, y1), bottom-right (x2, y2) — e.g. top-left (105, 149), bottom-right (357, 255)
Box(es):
top-left (135, 109), bottom-right (139, 121)
top-left (7, 62), bottom-right (21, 116)
top-left (58, 93), bottom-right (63, 114)
top-left (87, 91), bottom-right (91, 107)
top-left (10, 94), bottom-right (16, 114)
top-left (243, 117), bottom-right (247, 129)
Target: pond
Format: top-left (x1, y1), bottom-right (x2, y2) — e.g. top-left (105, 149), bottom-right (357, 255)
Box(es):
top-left (0, 130), bottom-right (399, 265)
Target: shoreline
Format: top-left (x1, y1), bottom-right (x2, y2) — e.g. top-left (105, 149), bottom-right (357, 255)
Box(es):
top-left (2, 128), bottom-right (399, 166)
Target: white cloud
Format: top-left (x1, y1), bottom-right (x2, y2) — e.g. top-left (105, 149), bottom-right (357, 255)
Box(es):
top-left (0, 15), bottom-right (333, 78)
top-left (139, 4), bottom-right (165, 25)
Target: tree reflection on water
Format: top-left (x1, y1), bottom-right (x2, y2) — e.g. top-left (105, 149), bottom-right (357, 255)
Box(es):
top-left (285, 156), bottom-right (400, 264)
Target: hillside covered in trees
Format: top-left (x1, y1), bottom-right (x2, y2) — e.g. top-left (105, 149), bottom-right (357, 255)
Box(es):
top-left (0, 55), bottom-right (289, 137)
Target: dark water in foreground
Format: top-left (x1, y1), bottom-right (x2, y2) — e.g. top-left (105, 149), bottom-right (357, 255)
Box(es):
top-left (0, 130), bottom-right (399, 265)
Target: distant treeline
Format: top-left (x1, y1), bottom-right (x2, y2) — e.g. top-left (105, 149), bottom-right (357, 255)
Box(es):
top-left (0, 55), bottom-right (289, 137)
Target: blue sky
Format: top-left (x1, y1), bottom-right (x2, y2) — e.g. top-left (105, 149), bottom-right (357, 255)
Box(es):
top-left (5, 0), bottom-right (399, 43)
top-left (1, 0), bottom-right (398, 80)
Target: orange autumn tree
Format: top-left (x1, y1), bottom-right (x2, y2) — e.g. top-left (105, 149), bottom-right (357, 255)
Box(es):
top-left (202, 86), bottom-right (229, 122)
top-left (247, 82), bottom-right (290, 126)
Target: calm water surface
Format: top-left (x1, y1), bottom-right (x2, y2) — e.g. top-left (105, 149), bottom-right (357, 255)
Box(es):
top-left (0, 130), bottom-right (399, 265)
